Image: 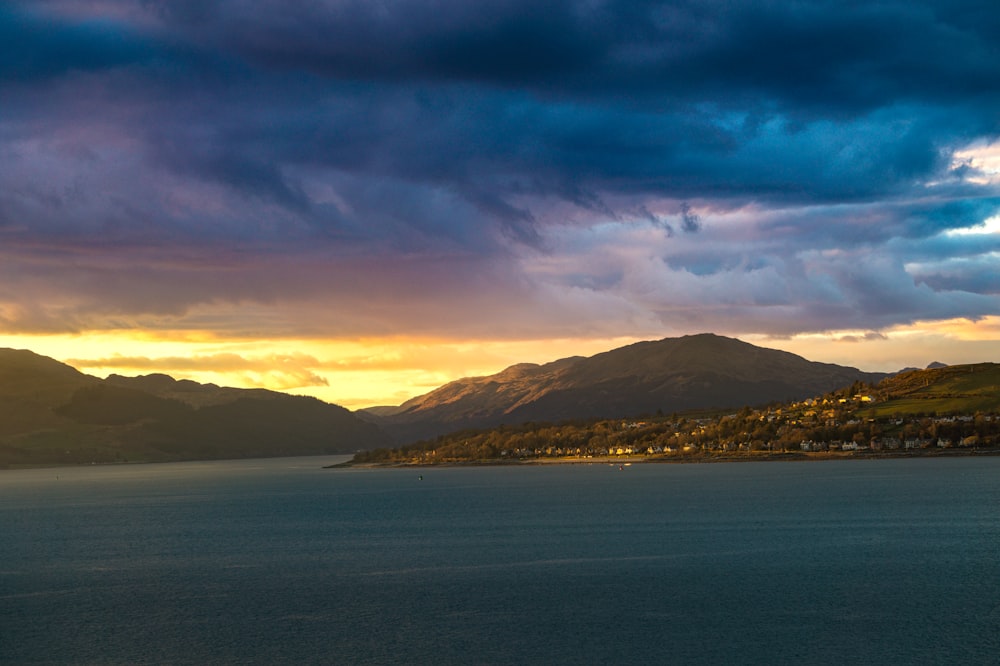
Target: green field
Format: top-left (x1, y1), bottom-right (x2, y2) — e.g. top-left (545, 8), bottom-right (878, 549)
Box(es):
top-left (857, 363), bottom-right (1000, 417)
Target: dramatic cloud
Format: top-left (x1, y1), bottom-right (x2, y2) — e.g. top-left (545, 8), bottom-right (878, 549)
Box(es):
top-left (2, 0), bottom-right (999, 356)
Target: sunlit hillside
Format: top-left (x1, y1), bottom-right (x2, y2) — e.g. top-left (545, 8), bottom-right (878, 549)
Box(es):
top-left (860, 364), bottom-right (1000, 417)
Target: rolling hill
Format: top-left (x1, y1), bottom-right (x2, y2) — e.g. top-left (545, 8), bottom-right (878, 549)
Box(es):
top-left (363, 333), bottom-right (888, 442)
top-left (0, 349), bottom-right (390, 467)
top-left (859, 362), bottom-right (1000, 417)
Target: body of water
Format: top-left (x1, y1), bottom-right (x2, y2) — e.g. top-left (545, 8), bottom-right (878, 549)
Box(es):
top-left (2, 456), bottom-right (999, 664)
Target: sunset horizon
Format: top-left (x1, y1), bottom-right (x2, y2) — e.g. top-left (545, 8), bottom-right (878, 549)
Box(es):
top-left (3, 1), bottom-right (998, 408)
top-left (2, 323), bottom-right (998, 409)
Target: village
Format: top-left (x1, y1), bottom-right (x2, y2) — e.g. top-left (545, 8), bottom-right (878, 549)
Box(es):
top-left (353, 387), bottom-right (1000, 465)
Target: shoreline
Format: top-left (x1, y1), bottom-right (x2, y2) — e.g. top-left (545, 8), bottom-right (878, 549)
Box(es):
top-left (328, 447), bottom-right (1000, 468)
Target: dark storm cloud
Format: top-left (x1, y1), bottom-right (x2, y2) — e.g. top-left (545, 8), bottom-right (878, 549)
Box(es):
top-left (136, 1), bottom-right (1000, 108)
top-left (0, 5), bottom-right (154, 81)
top-left (2, 0), bottom-right (1000, 337)
top-left (140, 0), bottom-right (608, 83)
top-left (137, 1), bottom-right (999, 207)
top-left (11, 0), bottom-right (997, 213)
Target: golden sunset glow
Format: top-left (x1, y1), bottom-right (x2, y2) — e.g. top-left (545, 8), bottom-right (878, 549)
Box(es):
top-left (3, 318), bottom-right (998, 409)
top-left (0, 331), bottom-right (651, 408)
top-left (756, 317), bottom-right (1000, 374)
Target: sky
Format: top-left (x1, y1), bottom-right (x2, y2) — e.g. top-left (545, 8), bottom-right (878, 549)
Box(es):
top-left (2, 0), bottom-right (999, 408)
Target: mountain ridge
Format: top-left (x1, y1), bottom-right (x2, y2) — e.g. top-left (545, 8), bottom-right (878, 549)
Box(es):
top-left (363, 333), bottom-right (891, 442)
top-left (1, 334), bottom-right (940, 465)
top-left (0, 349), bottom-right (389, 467)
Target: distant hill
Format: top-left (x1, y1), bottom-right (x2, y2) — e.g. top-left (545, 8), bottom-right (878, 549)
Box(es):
top-left (363, 333), bottom-right (888, 442)
top-left (0, 349), bottom-right (99, 440)
top-left (104, 373), bottom-right (286, 408)
top-left (0, 349), bottom-right (391, 467)
top-left (896, 362), bottom-right (951, 374)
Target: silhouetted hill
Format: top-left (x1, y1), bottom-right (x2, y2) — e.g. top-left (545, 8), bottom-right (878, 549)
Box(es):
top-left (104, 373), bottom-right (283, 407)
top-left (0, 349), bottom-right (99, 439)
top-left (0, 349), bottom-right (390, 467)
top-left (364, 334), bottom-right (888, 442)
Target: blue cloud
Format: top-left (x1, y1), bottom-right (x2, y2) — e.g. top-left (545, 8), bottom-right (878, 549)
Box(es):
top-left (0, 6), bottom-right (157, 81)
top-left (2, 0), bottom-right (1000, 337)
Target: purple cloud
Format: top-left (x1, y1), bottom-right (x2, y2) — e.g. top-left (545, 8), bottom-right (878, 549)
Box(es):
top-left (1, 0), bottom-right (999, 341)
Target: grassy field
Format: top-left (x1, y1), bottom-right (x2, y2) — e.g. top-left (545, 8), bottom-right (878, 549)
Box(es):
top-left (857, 363), bottom-right (1000, 417)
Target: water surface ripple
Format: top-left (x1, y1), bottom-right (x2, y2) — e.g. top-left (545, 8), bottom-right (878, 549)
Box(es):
top-left (2, 456), bottom-right (998, 664)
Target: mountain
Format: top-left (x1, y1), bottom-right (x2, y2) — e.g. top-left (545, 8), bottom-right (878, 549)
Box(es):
top-left (0, 349), bottom-right (100, 440)
top-left (354, 361), bottom-right (1000, 466)
top-left (0, 349), bottom-right (391, 467)
top-left (364, 333), bottom-right (889, 442)
top-left (0, 336), bottom-right (901, 465)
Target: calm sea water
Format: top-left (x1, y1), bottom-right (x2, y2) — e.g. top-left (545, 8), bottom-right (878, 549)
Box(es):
top-left (2, 456), bottom-right (999, 665)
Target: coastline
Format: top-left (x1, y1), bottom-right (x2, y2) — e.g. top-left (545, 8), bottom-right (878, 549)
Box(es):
top-left (328, 447), bottom-right (1000, 468)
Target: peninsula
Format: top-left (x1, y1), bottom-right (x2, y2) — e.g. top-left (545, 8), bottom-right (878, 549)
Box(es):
top-left (343, 363), bottom-right (1000, 467)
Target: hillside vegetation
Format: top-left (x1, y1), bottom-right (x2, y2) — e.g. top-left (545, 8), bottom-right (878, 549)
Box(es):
top-left (858, 363), bottom-right (1000, 417)
top-left (353, 364), bottom-right (1000, 465)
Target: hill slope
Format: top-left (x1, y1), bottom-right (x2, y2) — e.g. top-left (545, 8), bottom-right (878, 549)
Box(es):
top-left (354, 362), bottom-right (1000, 466)
top-left (859, 363), bottom-right (1000, 417)
top-left (0, 349), bottom-right (391, 467)
top-left (364, 333), bottom-right (887, 442)
top-left (0, 349), bottom-right (99, 439)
